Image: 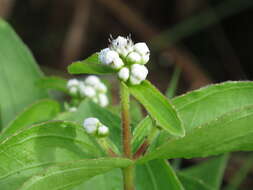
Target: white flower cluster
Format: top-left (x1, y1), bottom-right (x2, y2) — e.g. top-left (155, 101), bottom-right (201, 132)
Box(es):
top-left (67, 76), bottom-right (109, 107)
top-left (83, 117), bottom-right (109, 137)
top-left (99, 36), bottom-right (150, 85)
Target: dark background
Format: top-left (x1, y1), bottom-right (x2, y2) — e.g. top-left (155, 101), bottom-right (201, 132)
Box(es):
top-left (1, 0), bottom-right (253, 189)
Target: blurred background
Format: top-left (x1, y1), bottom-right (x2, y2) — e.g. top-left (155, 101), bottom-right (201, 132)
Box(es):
top-left (1, 0), bottom-right (253, 189)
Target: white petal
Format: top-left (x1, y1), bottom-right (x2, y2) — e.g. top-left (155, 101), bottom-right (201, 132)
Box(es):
top-left (67, 79), bottom-right (79, 88)
top-left (98, 93), bottom-right (109, 107)
top-left (131, 64), bottom-right (148, 80)
top-left (95, 82), bottom-right (107, 93)
top-left (111, 57), bottom-right (124, 69)
top-left (84, 117), bottom-right (99, 126)
top-left (134, 42), bottom-right (150, 56)
top-left (98, 48), bottom-right (110, 64)
top-left (97, 125), bottom-right (109, 136)
top-left (129, 76), bottom-right (142, 85)
top-left (104, 50), bottom-right (119, 65)
top-left (84, 75), bottom-right (101, 86)
top-left (127, 52), bottom-right (141, 63)
top-left (69, 86), bottom-right (78, 96)
top-left (118, 67), bottom-right (130, 81)
top-left (80, 86), bottom-right (96, 98)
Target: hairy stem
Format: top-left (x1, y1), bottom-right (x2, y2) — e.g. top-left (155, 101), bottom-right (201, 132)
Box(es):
top-left (120, 82), bottom-right (135, 190)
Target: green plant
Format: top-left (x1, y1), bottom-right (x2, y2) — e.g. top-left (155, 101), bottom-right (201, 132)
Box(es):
top-left (1, 19), bottom-right (253, 190)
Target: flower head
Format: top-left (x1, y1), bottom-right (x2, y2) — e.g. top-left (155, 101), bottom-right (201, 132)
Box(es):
top-left (98, 35), bottom-right (150, 85)
top-left (83, 117), bottom-right (109, 137)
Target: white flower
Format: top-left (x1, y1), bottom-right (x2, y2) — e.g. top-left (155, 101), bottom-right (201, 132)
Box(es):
top-left (111, 57), bottom-right (124, 69)
top-left (97, 125), bottom-right (109, 137)
top-left (98, 48), bottom-right (110, 64)
top-left (111, 36), bottom-right (133, 57)
top-left (118, 67), bottom-right (130, 81)
top-left (95, 82), bottom-right (107, 93)
top-left (134, 42), bottom-right (150, 56)
top-left (67, 79), bottom-right (79, 88)
top-left (130, 64), bottom-right (148, 85)
top-left (84, 75), bottom-right (101, 86)
top-left (67, 79), bottom-right (80, 95)
top-left (68, 107), bottom-right (77, 112)
top-left (127, 52), bottom-right (141, 63)
top-left (98, 93), bottom-right (109, 107)
top-left (83, 117), bottom-right (100, 134)
top-left (79, 84), bottom-right (96, 98)
top-left (69, 86), bottom-right (79, 96)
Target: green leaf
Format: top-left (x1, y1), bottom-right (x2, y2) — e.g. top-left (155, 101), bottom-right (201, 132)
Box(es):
top-left (57, 99), bottom-right (122, 150)
top-left (68, 53), bottom-right (116, 75)
top-left (177, 173), bottom-right (212, 190)
top-left (0, 121), bottom-right (103, 189)
top-left (138, 105), bottom-right (253, 163)
top-left (36, 76), bottom-right (68, 94)
top-left (0, 19), bottom-right (47, 128)
top-left (0, 99), bottom-right (60, 142)
top-left (132, 116), bottom-right (153, 153)
top-left (71, 169), bottom-right (123, 190)
top-left (19, 158), bottom-right (132, 190)
top-left (136, 159), bottom-right (184, 190)
top-left (180, 154), bottom-right (229, 189)
top-left (172, 81), bottom-right (253, 132)
top-left (128, 80), bottom-right (184, 137)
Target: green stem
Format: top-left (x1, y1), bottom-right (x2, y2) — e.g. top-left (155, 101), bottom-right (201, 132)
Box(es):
top-left (120, 82), bottom-right (135, 190)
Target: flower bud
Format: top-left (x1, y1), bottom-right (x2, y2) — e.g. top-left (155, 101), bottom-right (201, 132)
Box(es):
top-left (111, 36), bottom-right (133, 57)
top-left (111, 57), bottom-right (124, 69)
top-left (67, 79), bottom-right (79, 88)
top-left (97, 125), bottom-right (109, 137)
top-left (69, 86), bottom-right (79, 96)
top-left (84, 75), bottom-right (101, 86)
top-left (98, 93), bottom-right (109, 107)
top-left (118, 67), bottom-right (130, 82)
top-left (130, 64), bottom-right (148, 85)
top-left (134, 42), bottom-right (150, 56)
top-left (83, 117), bottom-right (100, 134)
top-left (127, 52), bottom-right (141, 63)
top-left (95, 82), bottom-right (107, 93)
top-left (79, 84), bottom-right (96, 98)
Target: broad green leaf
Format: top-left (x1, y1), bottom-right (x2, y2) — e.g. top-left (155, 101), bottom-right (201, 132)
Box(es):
top-left (36, 76), bottom-right (68, 94)
top-left (19, 158), bottom-right (132, 190)
top-left (132, 116), bottom-right (153, 153)
top-left (180, 154), bottom-right (229, 189)
top-left (136, 159), bottom-right (184, 190)
top-left (177, 173), bottom-right (212, 190)
top-left (172, 81), bottom-right (253, 132)
top-left (0, 121), bottom-right (103, 189)
top-left (138, 105), bottom-right (253, 163)
top-left (0, 99), bottom-right (60, 142)
top-left (57, 99), bottom-right (122, 150)
top-left (0, 19), bottom-right (47, 128)
top-left (128, 81), bottom-right (184, 137)
top-left (72, 169), bottom-right (123, 190)
top-left (68, 53), bottom-right (116, 75)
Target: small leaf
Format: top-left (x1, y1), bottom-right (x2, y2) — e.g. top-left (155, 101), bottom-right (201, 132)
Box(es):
top-left (136, 159), bottom-right (184, 190)
top-left (138, 105), bottom-right (253, 163)
top-left (180, 154), bottom-right (229, 190)
top-left (132, 116), bottom-right (153, 153)
top-left (172, 81), bottom-right (253, 132)
top-left (19, 158), bottom-right (132, 190)
top-left (0, 19), bottom-right (47, 128)
top-left (68, 53), bottom-right (116, 75)
top-left (0, 121), bottom-right (103, 189)
top-left (0, 99), bottom-right (60, 142)
top-left (128, 80), bottom-right (185, 137)
top-left (36, 76), bottom-right (68, 94)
